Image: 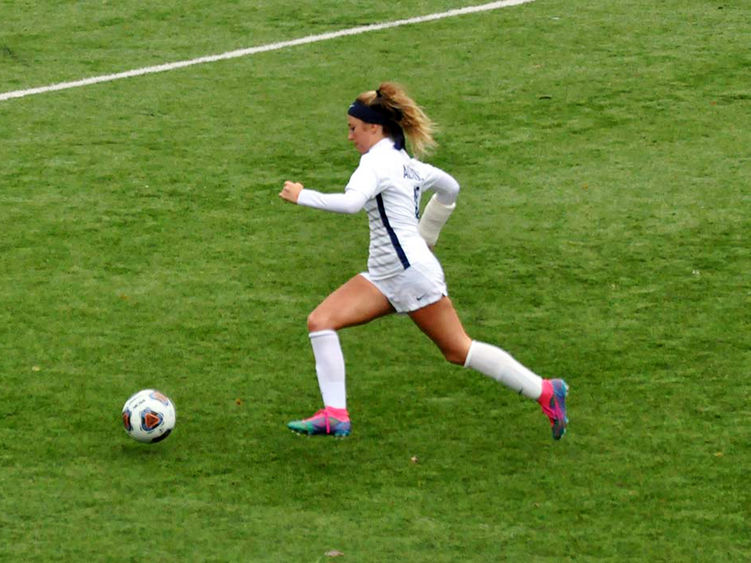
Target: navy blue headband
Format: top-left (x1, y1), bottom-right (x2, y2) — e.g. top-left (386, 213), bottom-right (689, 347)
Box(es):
top-left (347, 100), bottom-right (390, 125)
top-left (347, 100), bottom-right (406, 150)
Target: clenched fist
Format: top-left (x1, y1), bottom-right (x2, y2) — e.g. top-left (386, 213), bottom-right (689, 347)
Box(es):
top-left (279, 181), bottom-right (304, 203)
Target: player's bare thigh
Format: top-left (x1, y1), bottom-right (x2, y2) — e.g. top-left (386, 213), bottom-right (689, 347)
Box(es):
top-left (308, 274), bottom-right (395, 332)
top-left (409, 296), bottom-right (472, 365)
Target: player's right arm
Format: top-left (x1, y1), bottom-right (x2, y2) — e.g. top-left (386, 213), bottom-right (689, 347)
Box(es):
top-left (279, 180), bottom-right (368, 214)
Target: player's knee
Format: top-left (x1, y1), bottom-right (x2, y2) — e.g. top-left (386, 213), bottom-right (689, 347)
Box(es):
top-left (307, 309), bottom-right (330, 333)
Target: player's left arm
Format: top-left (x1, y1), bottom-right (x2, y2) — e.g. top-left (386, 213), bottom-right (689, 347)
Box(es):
top-left (418, 166), bottom-right (460, 246)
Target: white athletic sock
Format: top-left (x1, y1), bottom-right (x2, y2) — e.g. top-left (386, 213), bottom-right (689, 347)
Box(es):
top-left (309, 329), bottom-right (347, 409)
top-left (463, 340), bottom-right (543, 400)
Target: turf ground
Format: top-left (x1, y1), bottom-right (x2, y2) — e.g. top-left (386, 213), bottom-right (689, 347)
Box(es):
top-left (1, 0), bottom-right (749, 560)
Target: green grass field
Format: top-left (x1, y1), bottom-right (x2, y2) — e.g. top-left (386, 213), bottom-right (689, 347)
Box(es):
top-left (1, 0), bottom-right (749, 560)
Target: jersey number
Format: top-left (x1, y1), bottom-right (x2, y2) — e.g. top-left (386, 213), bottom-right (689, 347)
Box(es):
top-left (404, 165), bottom-right (423, 219)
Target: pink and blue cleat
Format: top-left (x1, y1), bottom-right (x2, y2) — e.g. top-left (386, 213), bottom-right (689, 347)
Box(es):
top-left (539, 379), bottom-right (569, 440)
top-left (287, 406), bottom-right (351, 437)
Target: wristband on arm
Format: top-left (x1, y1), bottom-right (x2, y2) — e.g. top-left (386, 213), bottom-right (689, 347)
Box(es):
top-left (418, 193), bottom-right (456, 246)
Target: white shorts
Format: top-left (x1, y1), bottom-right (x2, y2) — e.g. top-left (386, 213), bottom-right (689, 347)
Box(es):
top-left (360, 261), bottom-right (447, 314)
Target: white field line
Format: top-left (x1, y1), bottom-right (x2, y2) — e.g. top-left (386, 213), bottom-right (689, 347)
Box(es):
top-left (0, 0), bottom-right (534, 103)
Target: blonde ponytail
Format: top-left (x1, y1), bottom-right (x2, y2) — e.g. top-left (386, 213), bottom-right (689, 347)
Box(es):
top-left (355, 82), bottom-right (437, 158)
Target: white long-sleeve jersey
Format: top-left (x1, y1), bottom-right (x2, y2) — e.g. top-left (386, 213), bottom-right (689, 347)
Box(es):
top-left (297, 138), bottom-right (460, 280)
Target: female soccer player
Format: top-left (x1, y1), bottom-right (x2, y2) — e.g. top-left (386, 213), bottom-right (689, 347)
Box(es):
top-left (278, 82), bottom-right (568, 440)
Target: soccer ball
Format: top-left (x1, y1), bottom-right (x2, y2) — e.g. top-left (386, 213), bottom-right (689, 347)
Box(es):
top-left (122, 389), bottom-right (176, 443)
